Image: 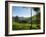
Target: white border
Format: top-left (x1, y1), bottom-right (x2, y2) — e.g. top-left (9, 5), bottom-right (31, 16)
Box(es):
top-left (8, 2), bottom-right (44, 34)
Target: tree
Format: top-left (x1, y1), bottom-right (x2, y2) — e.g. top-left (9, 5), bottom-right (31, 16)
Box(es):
top-left (33, 8), bottom-right (40, 24)
top-left (15, 16), bottom-right (19, 22)
top-left (33, 8), bottom-right (40, 13)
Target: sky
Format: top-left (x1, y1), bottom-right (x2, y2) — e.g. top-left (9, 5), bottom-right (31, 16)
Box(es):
top-left (12, 6), bottom-right (36, 17)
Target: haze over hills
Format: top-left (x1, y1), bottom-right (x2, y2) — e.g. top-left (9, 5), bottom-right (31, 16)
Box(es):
top-left (13, 12), bottom-right (40, 23)
top-left (12, 16), bottom-right (31, 20)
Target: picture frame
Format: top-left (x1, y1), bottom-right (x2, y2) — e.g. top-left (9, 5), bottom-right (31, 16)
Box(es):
top-left (5, 1), bottom-right (45, 36)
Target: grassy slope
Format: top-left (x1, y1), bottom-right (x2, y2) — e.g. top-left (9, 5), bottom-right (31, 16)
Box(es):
top-left (12, 21), bottom-right (40, 30)
top-left (12, 13), bottom-right (40, 30)
top-left (12, 21), bottom-right (31, 30)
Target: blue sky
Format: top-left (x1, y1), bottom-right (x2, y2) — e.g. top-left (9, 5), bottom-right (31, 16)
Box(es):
top-left (12, 6), bottom-right (36, 17)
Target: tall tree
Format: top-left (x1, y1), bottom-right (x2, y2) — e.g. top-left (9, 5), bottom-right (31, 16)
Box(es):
top-left (33, 8), bottom-right (40, 24)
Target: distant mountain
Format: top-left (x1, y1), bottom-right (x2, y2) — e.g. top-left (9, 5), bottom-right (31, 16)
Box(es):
top-left (19, 17), bottom-right (24, 20)
top-left (13, 17), bottom-right (30, 20)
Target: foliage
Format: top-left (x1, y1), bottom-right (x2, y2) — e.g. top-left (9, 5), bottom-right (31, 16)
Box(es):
top-left (33, 8), bottom-right (40, 12)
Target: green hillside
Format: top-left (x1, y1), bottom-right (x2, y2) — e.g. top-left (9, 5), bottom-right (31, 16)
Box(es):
top-left (12, 13), bottom-right (40, 30)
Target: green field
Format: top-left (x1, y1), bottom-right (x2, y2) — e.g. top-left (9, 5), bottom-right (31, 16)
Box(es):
top-left (12, 21), bottom-right (40, 30)
top-left (12, 13), bottom-right (40, 30)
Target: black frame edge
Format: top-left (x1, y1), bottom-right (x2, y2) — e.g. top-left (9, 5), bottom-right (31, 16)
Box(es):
top-left (5, 1), bottom-right (45, 4)
top-left (5, 1), bottom-right (8, 36)
top-left (43, 3), bottom-right (45, 34)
